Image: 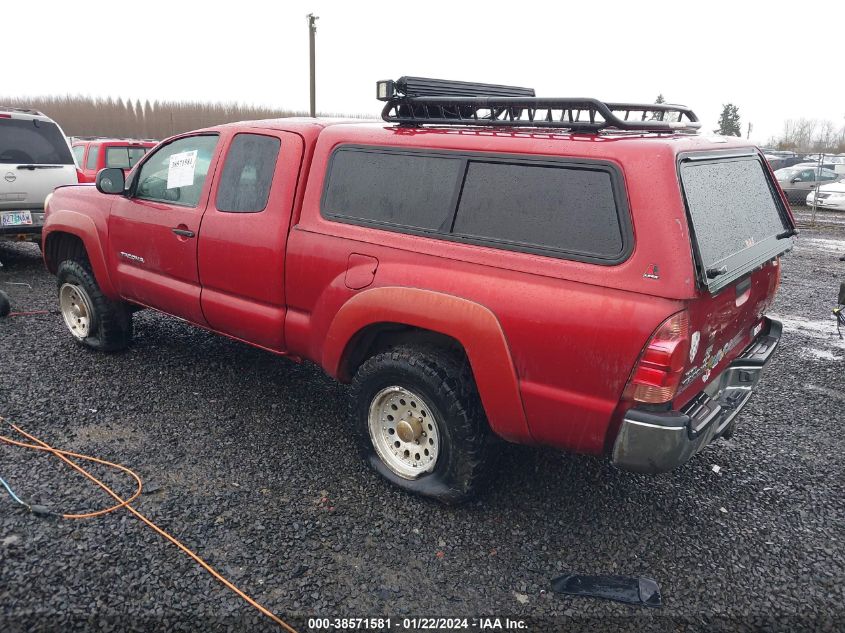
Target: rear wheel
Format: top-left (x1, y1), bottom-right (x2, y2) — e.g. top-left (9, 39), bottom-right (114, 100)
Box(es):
top-left (57, 260), bottom-right (132, 351)
top-left (351, 346), bottom-right (496, 504)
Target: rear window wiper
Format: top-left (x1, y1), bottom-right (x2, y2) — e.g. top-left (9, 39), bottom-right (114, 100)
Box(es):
top-left (776, 228), bottom-right (798, 240)
top-left (16, 164), bottom-right (64, 170)
top-left (706, 266), bottom-right (727, 279)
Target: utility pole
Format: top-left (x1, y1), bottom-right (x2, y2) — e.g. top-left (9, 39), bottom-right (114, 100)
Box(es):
top-left (746, 122), bottom-right (753, 140)
top-left (307, 13), bottom-right (319, 118)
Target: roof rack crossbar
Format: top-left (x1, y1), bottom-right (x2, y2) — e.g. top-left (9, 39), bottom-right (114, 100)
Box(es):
top-left (379, 82), bottom-right (701, 133)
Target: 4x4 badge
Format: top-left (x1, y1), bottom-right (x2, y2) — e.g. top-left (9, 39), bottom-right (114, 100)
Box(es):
top-left (643, 264), bottom-right (660, 280)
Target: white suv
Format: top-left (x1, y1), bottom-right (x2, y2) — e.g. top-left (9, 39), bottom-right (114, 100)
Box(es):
top-left (1, 107), bottom-right (80, 244)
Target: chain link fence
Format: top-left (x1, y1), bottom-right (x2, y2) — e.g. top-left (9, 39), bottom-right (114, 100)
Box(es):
top-left (763, 150), bottom-right (845, 229)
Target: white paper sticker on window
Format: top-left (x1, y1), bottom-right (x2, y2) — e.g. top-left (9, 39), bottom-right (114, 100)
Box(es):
top-left (167, 150), bottom-right (197, 189)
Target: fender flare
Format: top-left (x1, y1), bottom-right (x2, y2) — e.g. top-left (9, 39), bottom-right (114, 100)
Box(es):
top-left (43, 210), bottom-right (118, 299)
top-left (322, 286), bottom-right (532, 443)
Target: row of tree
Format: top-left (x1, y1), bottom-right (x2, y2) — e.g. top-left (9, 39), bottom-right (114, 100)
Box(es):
top-left (5, 93), bottom-right (844, 154)
top-left (765, 118), bottom-right (845, 154)
top-left (0, 95), bottom-right (319, 139)
top-left (656, 95), bottom-right (845, 153)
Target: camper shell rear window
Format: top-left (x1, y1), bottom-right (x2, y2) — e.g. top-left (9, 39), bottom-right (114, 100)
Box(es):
top-left (679, 151), bottom-right (793, 292)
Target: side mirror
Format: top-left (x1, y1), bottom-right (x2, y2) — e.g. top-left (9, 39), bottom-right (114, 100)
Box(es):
top-left (96, 167), bottom-right (126, 194)
top-left (790, 177), bottom-right (801, 183)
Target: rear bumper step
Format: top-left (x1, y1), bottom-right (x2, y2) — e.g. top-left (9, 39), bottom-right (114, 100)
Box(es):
top-left (611, 318), bottom-right (782, 474)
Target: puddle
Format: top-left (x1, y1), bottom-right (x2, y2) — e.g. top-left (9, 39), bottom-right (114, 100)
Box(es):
top-left (805, 384), bottom-right (845, 402)
top-left (769, 314), bottom-right (845, 359)
top-left (800, 238), bottom-right (845, 255)
top-left (805, 348), bottom-right (843, 362)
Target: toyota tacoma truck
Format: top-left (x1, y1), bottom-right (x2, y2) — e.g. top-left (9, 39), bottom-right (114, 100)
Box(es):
top-left (41, 77), bottom-right (795, 502)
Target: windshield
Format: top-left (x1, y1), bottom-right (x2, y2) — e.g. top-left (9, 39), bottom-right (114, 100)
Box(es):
top-left (680, 155), bottom-right (791, 291)
top-left (0, 118), bottom-right (74, 165)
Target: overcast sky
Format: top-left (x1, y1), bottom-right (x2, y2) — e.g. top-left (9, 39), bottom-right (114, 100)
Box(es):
top-left (6, 0), bottom-right (845, 143)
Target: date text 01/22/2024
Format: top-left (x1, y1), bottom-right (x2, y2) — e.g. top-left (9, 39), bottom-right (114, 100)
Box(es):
top-left (306, 617), bottom-right (528, 631)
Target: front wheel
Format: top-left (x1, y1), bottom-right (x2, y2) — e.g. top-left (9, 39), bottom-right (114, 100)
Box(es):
top-left (57, 260), bottom-right (132, 351)
top-left (351, 346), bottom-right (496, 504)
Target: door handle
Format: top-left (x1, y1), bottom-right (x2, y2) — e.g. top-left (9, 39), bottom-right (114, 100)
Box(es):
top-left (172, 227), bottom-right (195, 238)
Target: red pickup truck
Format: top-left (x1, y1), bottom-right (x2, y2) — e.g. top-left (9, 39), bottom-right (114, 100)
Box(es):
top-left (42, 78), bottom-right (794, 502)
top-left (71, 138), bottom-right (158, 183)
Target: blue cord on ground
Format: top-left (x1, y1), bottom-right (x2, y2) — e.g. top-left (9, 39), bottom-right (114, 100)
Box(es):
top-left (0, 473), bottom-right (29, 508)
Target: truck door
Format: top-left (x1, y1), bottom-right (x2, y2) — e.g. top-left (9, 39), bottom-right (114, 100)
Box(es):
top-left (108, 133), bottom-right (221, 324)
top-left (197, 130), bottom-right (304, 351)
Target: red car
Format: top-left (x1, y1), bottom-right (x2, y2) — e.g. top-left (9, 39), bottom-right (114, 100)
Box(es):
top-left (42, 78), bottom-right (794, 502)
top-left (71, 137), bottom-right (157, 183)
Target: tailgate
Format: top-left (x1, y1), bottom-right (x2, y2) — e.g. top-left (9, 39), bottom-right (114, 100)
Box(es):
top-left (675, 259), bottom-right (779, 406)
top-left (0, 164), bottom-right (78, 210)
top-left (675, 151), bottom-right (793, 406)
top-left (1, 115), bottom-right (77, 210)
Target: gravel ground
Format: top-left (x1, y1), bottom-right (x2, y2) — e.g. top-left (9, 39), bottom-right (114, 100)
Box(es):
top-left (1, 227), bottom-right (844, 633)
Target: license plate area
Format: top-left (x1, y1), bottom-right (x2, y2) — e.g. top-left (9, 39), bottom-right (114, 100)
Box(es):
top-left (1, 210), bottom-right (33, 226)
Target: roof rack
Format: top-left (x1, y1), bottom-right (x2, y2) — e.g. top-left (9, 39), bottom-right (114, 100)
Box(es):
top-left (377, 77), bottom-right (701, 133)
top-left (0, 105), bottom-right (45, 116)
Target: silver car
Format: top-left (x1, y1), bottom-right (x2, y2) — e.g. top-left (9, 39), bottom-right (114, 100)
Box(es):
top-left (774, 165), bottom-right (841, 204)
top-left (0, 107), bottom-right (79, 244)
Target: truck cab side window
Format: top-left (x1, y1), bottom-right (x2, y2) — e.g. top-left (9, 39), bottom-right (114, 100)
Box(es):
top-left (216, 134), bottom-right (281, 213)
top-left (135, 135), bottom-right (218, 208)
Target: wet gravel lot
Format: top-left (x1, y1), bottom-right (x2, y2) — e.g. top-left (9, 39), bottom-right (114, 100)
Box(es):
top-left (1, 223), bottom-right (844, 633)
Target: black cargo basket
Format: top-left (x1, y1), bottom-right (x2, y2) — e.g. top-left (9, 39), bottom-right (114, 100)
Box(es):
top-left (377, 77), bottom-right (700, 133)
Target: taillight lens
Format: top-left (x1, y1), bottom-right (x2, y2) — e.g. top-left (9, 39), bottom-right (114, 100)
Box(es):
top-left (627, 311), bottom-right (690, 404)
top-left (76, 168), bottom-right (85, 183)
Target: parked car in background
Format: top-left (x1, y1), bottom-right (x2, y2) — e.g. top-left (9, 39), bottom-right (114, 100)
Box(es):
top-left (1, 106), bottom-right (81, 244)
top-left (764, 152), bottom-right (806, 171)
top-left (827, 155), bottom-right (845, 175)
top-left (806, 181), bottom-right (845, 211)
top-left (71, 137), bottom-right (157, 183)
top-left (41, 77), bottom-right (793, 502)
top-left (801, 155), bottom-right (845, 172)
top-left (774, 165), bottom-right (841, 203)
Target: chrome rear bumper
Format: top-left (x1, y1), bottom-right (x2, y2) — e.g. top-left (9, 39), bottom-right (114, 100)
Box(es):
top-left (612, 318), bottom-right (782, 474)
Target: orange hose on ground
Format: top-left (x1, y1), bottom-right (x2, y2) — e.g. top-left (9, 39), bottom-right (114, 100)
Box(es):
top-left (0, 432), bottom-right (142, 519)
top-left (0, 418), bottom-right (298, 633)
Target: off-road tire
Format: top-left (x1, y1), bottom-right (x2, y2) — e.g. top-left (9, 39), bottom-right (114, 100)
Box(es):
top-left (351, 345), bottom-right (497, 504)
top-left (56, 259), bottom-right (132, 351)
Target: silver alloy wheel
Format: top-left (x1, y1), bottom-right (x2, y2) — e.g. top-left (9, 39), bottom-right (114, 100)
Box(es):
top-left (368, 385), bottom-right (440, 480)
top-left (59, 282), bottom-right (94, 340)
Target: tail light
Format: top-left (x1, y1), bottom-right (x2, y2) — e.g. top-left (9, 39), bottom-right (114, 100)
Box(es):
top-left (626, 311), bottom-right (690, 405)
top-left (76, 168), bottom-right (85, 183)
